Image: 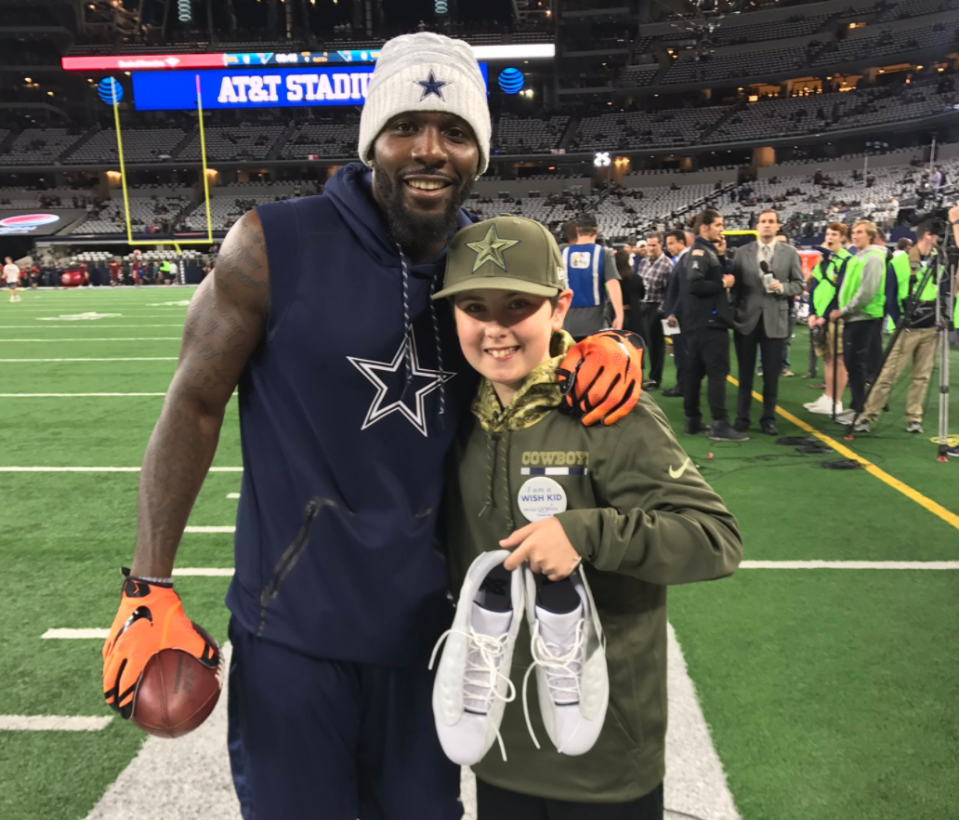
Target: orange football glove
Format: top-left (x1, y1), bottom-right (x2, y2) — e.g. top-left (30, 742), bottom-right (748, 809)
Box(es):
top-left (102, 570), bottom-right (219, 719)
top-left (558, 330), bottom-right (644, 426)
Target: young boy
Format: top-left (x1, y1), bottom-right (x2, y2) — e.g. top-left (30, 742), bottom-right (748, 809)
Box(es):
top-left (434, 215), bottom-right (743, 819)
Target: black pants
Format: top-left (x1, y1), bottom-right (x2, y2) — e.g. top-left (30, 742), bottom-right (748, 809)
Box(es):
top-left (684, 328), bottom-right (730, 423)
top-left (637, 302), bottom-right (665, 384)
top-left (806, 326), bottom-right (818, 377)
top-left (672, 332), bottom-right (687, 391)
top-left (476, 779), bottom-right (664, 820)
top-left (734, 322), bottom-right (785, 425)
top-left (867, 319), bottom-right (884, 382)
top-left (843, 318), bottom-right (882, 413)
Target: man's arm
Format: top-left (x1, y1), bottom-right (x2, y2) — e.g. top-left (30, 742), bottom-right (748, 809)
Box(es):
top-left (781, 248), bottom-right (805, 297)
top-left (130, 211), bottom-right (269, 577)
top-left (688, 254), bottom-right (723, 296)
top-left (606, 278), bottom-right (624, 330)
top-left (555, 399), bottom-right (742, 584)
top-left (886, 264), bottom-right (902, 325)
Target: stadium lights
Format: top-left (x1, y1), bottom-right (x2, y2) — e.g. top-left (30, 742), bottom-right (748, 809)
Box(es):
top-left (594, 152), bottom-right (611, 168)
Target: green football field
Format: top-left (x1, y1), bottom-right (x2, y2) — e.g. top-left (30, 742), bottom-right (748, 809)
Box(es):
top-left (0, 287), bottom-right (957, 820)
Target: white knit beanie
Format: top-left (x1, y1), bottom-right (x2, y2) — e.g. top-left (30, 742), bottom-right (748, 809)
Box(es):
top-left (358, 32), bottom-right (491, 175)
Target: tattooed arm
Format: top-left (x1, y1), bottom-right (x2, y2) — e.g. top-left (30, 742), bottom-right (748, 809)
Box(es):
top-left (130, 211), bottom-right (269, 577)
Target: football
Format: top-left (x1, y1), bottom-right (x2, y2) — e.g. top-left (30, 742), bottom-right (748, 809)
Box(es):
top-left (131, 648), bottom-right (222, 738)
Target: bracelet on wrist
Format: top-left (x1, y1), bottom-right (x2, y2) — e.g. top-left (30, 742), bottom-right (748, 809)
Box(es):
top-left (130, 574), bottom-right (174, 586)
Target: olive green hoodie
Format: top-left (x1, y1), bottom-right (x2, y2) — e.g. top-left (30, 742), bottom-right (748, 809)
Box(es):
top-left (446, 330), bottom-right (742, 803)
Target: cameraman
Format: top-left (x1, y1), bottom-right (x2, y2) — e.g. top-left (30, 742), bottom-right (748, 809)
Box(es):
top-left (854, 221), bottom-right (942, 434)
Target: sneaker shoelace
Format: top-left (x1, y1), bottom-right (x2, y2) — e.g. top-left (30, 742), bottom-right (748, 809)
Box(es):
top-left (429, 627), bottom-right (517, 761)
top-left (522, 619), bottom-right (586, 752)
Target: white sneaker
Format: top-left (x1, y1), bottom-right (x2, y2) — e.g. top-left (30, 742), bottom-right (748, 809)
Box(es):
top-left (429, 550), bottom-right (524, 765)
top-left (522, 567), bottom-right (608, 756)
top-left (804, 395), bottom-right (843, 415)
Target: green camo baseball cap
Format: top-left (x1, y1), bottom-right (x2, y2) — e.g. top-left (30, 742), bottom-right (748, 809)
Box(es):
top-left (433, 215), bottom-right (567, 300)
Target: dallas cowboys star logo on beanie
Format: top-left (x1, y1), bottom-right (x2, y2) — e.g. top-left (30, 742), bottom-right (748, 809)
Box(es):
top-left (357, 32), bottom-right (491, 175)
top-left (417, 70), bottom-right (449, 100)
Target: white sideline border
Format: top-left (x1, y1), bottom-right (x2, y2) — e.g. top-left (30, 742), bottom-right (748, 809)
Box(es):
top-left (0, 324), bottom-right (186, 329)
top-left (170, 561), bottom-right (959, 572)
top-left (0, 338), bottom-right (181, 343)
top-left (0, 467), bottom-right (243, 472)
top-left (43, 628), bottom-right (109, 639)
top-left (0, 715), bottom-right (112, 732)
top-left (0, 357), bottom-right (178, 362)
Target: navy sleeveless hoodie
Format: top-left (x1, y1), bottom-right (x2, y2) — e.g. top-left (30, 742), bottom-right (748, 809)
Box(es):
top-left (224, 163), bottom-right (479, 664)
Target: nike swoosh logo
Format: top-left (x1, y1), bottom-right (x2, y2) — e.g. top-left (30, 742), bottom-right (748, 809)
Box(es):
top-left (669, 458), bottom-right (692, 480)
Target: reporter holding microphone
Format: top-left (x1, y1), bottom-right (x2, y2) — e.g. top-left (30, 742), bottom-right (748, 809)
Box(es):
top-left (731, 210), bottom-right (804, 435)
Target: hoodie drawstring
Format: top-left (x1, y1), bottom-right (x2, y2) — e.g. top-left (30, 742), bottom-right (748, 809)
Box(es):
top-left (396, 243), bottom-right (447, 426)
top-left (429, 272), bottom-right (446, 419)
top-left (397, 244), bottom-right (414, 396)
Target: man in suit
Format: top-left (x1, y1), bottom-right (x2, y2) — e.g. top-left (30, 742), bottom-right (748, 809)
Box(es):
top-left (732, 209), bottom-right (805, 435)
top-left (661, 229), bottom-right (692, 397)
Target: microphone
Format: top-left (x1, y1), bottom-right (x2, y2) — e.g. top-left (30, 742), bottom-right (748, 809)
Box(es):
top-left (760, 259), bottom-right (774, 290)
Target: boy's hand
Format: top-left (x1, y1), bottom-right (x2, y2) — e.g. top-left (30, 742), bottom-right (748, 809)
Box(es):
top-left (558, 329), bottom-right (643, 426)
top-left (500, 518), bottom-right (582, 581)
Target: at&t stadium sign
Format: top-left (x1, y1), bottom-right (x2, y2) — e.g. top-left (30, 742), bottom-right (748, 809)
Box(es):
top-left (132, 65), bottom-right (487, 110)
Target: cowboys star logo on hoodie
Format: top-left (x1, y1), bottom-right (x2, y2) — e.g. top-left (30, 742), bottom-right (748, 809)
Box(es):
top-left (347, 330), bottom-right (456, 437)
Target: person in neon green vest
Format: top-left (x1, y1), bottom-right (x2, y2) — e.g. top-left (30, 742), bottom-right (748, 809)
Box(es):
top-left (855, 222), bottom-right (941, 433)
top-left (804, 222), bottom-right (852, 416)
top-left (948, 205), bottom-right (959, 458)
top-left (828, 220), bottom-right (886, 422)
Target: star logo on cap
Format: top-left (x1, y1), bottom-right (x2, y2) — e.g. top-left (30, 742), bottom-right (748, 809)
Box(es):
top-left (416, 70), bottom-right (449, 100)
top-left (467, 226), bottom-right (520, 273)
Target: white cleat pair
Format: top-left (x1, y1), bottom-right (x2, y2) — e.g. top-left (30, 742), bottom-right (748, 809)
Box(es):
top-left (429, 550), bottom-right (608, 766)
top-left (804, 394), bottom-right (843, 415)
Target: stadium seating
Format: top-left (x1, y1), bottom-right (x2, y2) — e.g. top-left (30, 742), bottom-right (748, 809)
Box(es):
top-left (0, 128), bottom-right (85, 165)
top-left (570, 108), bottom-right (729, 151)
top-left (660, 44), bottom-right (811, 84)
top-left (494, 114), bottom-right (570, 153)
top-left (178, 124), bottom-right (287, 162)
top-left (77, 194), bottom-right (189, 235)
top-left (282, 119), bottom-right (359, 159)
top-left (66, 128), bottom-right (187, 164)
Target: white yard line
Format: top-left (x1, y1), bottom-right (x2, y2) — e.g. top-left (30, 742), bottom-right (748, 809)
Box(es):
top-left (42, 628), bottom-right (110, 640)
top-left (740, 560), bottom-right (959, 570)
top-left (0, 357), bottom-right (178, 362)
top-left (0, 466), bottom-right (242, 472)
top-left (663, 623), bottom-right (741, 820)
top-left (227, 493), bottom-right (240, 499)
top-left (0, 338), bottom-right (181, 342)
top-left (0, 715), bottom-right (113, 732)
top-left (173, 568), bottom-right (235, 577)
top-left (0, 393), bottom-right (167, 398)
top-left (184, 526), bottom-right (236, 534)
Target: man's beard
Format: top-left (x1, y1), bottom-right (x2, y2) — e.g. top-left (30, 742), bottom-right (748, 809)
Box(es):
top-left (374, 171), bottom-right (474, 259)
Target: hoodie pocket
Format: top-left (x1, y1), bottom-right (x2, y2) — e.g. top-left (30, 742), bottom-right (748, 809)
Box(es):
top-left (257, 496), bottom-right (353, 636)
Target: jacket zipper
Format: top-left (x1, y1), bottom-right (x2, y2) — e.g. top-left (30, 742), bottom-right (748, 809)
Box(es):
top-left (257, 496), bottom-right (352, 636)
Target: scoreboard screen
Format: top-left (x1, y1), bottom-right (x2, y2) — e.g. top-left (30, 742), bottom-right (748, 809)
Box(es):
top-left (131, 64), bottom-right (488, 110)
